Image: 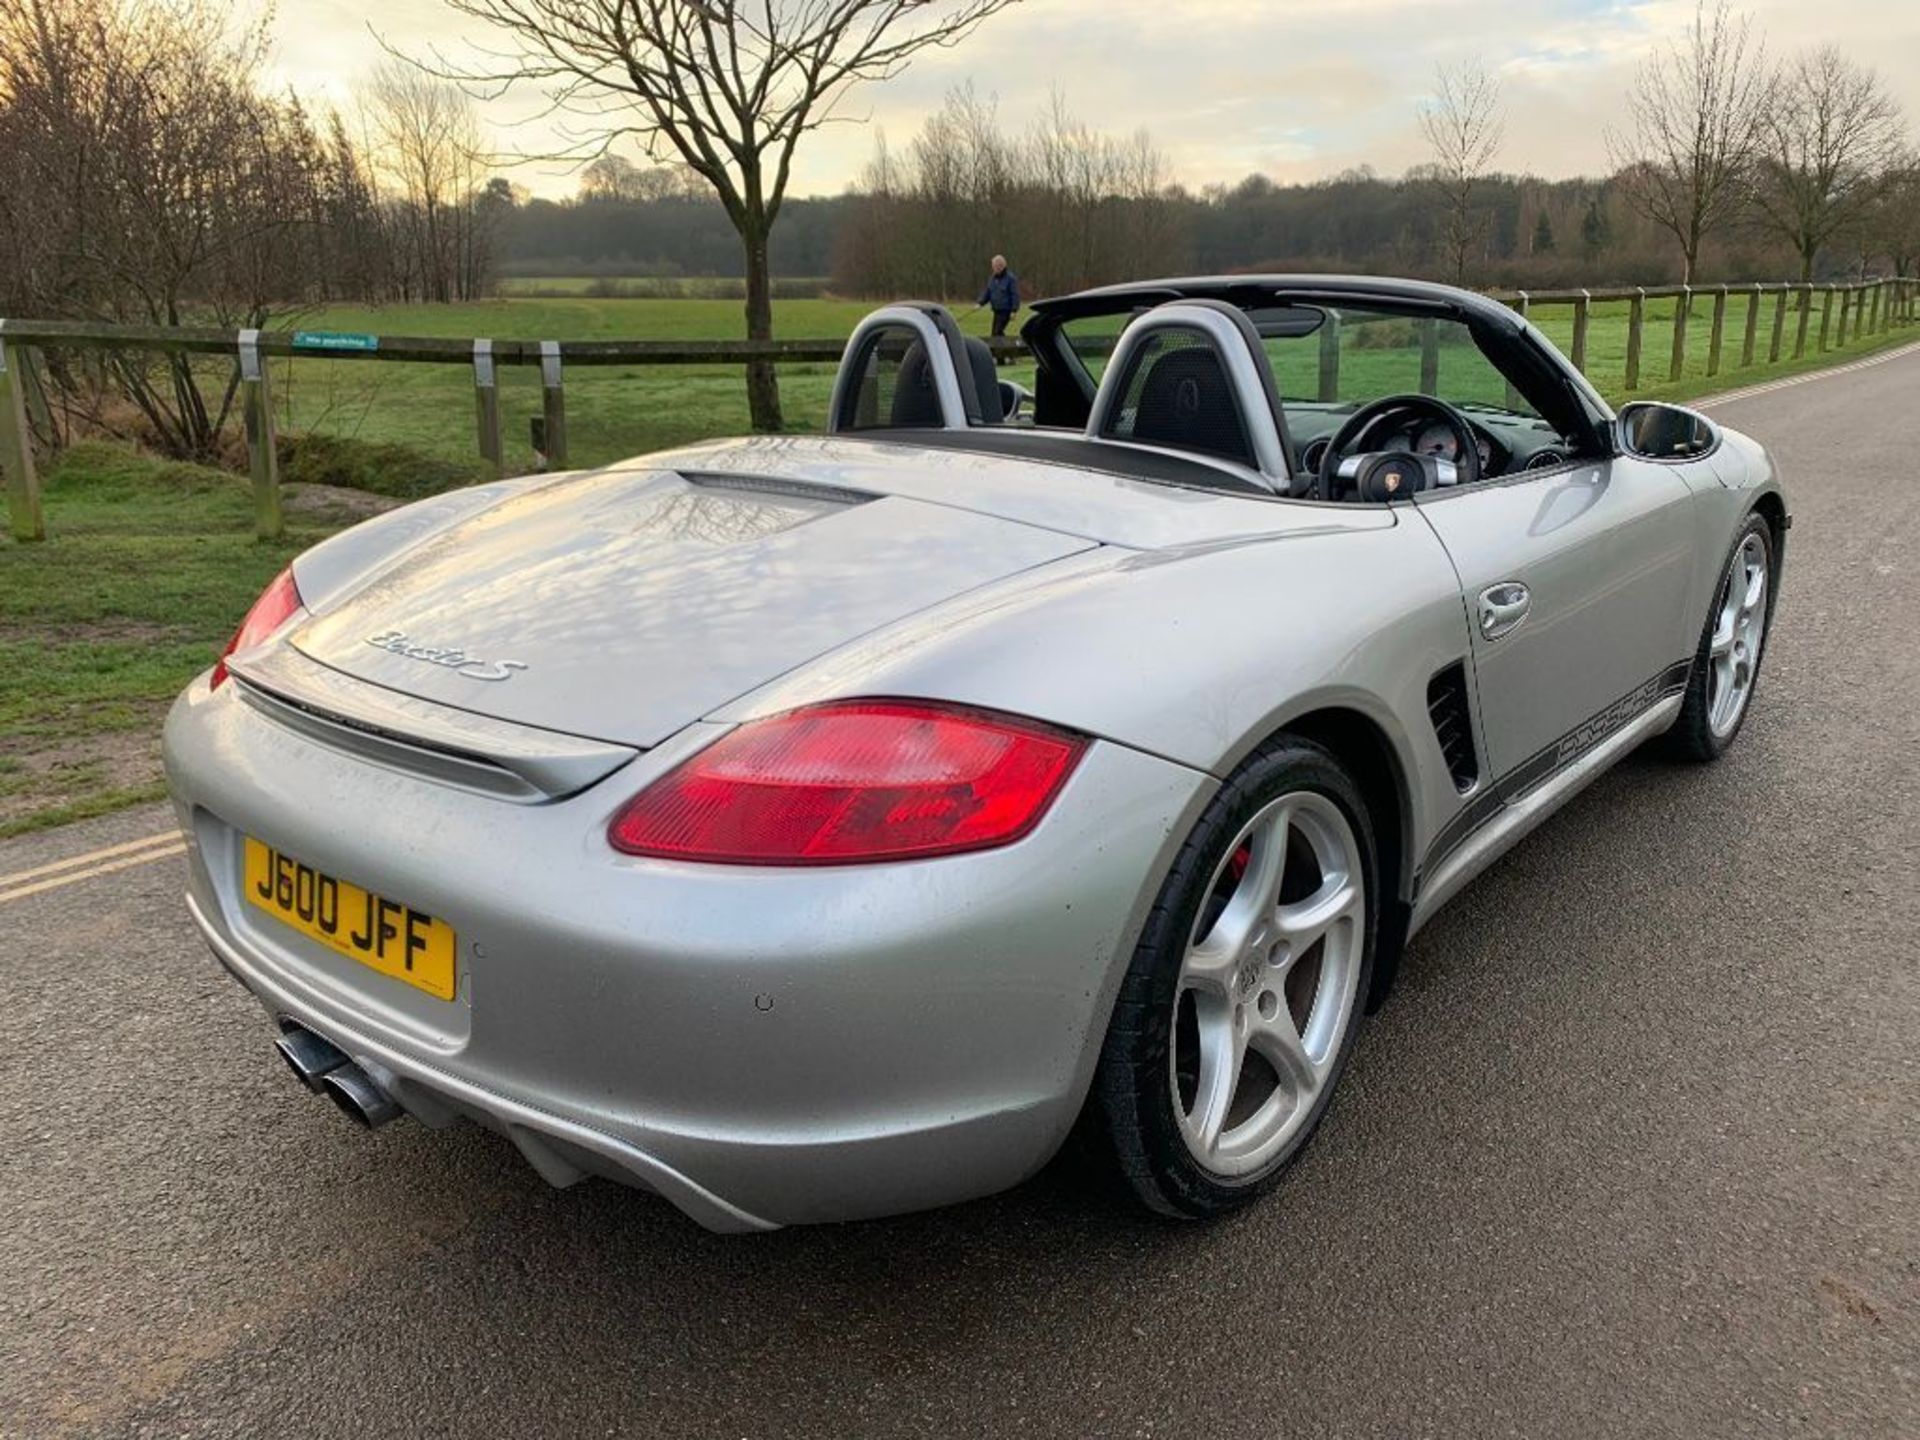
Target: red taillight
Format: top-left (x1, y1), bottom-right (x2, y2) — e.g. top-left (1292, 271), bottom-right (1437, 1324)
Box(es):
top-left (608, 700), bottom-right (1087, 865)
top-left (210, 567), bottom-right (304, 689)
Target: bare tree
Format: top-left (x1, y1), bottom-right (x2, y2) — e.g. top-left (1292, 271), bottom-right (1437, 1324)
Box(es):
top-left (415, 0), bottom-right (1024, 431)
top-left (835, 85), bottom-right (1183, 301)
top-left (1863, 154), bottom-right (1920, 277)
top-left (579, 153), bottom-right (703, 203)
top-left (1418, 61), bottom-right (1504, 284)
top-left (0, 0), bottom-right (331, 456)
top-left (361, 64), bottom-right (494, 301)
top-left (1751, 47), bottom-right (1906, 281)
top-left (1606, 0), bottom-right (1768, 282)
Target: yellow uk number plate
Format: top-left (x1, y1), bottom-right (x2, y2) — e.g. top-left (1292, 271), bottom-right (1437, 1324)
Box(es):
top-left (243, 837), bottom-right (457, 1001)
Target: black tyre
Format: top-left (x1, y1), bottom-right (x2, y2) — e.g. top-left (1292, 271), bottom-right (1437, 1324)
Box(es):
top-left (1666, 512), bottom-right (1775, 762)
top-left (1091, 736), bottom-right (1378, 1219)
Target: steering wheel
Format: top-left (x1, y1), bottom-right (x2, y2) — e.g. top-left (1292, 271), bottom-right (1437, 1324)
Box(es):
top-left (1317, 393), bottom-right (1482, 498)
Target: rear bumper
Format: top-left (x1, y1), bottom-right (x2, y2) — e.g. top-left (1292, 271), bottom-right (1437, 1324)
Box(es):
top-left (164, 671), bottom-right (1211, 1230)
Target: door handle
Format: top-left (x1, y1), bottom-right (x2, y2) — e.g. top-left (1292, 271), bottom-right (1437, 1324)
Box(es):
top-left (1478, 582), bottom-right (1530, 640)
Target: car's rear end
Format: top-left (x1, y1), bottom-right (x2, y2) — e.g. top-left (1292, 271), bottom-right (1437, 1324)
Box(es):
top-left (164, 463), bottom-right (1213, 1228)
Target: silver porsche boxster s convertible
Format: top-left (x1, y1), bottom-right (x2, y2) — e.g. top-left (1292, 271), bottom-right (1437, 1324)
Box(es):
top-left (164, 276), bottom-right (1787, 1231)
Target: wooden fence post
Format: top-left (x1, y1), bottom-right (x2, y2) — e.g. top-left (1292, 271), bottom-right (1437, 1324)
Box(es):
top-left (1316, 310), bottom-right (1341, 402)
top-left (1706, 286), bottom-right (1727, 377)
top-left (1818, 286), bottom-right (1834, 351)
top-left (1768, 286), bottom-right (1788, 363)
top-left (1741, 284), bottom-right (1761, 368)
top-left (1570, 290), bottom-right (1591, 374)
top-left (1837, 287), bottom-right (1852, 347)
top-left (238, 329), bottom-right (282, 542)
top-left (1624, 288), bottom-right (1645, 391)
top-left (1792, 285), bottom-right (1811, 358)
top-left (472, 338), bottom-right (502, 472)
top-left (1868, 282), bottom-right (1883, 334)
top-left (0, 328), bottom-right (45, 542)
top-left (1668, 285), bottom-right (1690, 383)
top-left (539, 340), bottom-right (568, 471)
top-left (1418, 317), bottom-right (1439, 395)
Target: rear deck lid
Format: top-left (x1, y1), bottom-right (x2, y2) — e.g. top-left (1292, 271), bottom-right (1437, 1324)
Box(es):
top-left (292, 469), bottom-right (1094, 749)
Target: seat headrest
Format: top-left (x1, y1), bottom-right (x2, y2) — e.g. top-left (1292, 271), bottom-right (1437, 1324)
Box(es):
top-left (1085, 301), bottom-right (1294, 489)
top-left (963, 337), bottom-right (1004, 423)
top-left (1116, 337), bottom-right (1252, 467)
top-left (889, 339), bottom-right (945, 427)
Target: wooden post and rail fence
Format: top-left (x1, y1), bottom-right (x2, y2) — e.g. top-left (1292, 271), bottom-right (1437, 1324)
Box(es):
top-left (3, 277), bottom-right (1917, 543)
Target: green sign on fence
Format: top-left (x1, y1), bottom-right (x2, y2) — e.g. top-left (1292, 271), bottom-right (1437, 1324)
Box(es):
top-left (292, 331), bottom-right (379, 352)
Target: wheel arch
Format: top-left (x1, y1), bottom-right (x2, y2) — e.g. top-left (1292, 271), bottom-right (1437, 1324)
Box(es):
top-left (1245, 701), bottom-right (1417, 1010)
top-left (1749, 489), bottom-right (1788, 582)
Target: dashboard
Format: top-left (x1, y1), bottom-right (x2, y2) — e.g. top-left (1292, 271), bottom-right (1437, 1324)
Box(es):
top-left (1288, 402), bottom-right (1575, 481)
top-left (1392, 420), bottom-right (1494, 471)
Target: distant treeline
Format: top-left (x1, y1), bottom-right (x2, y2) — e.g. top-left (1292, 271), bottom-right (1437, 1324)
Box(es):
top-left (497, 194), bottom-right (851, 282)
top-left (498, 166), bottom-right (1876, 300)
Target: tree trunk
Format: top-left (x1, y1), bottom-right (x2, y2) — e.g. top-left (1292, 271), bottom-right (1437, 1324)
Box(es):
top-left (1799, 244), bottom-right (1816, 284)
top-left (741, 218), bottom-right (783, 432)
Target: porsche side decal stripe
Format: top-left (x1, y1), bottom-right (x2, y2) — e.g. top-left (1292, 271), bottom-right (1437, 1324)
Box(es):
top-left (1418, 659), bottom-right (1692, 885)
top-left (1495, 659), bottom-right (1693, 804)
top-left (1421, 788), bottom-right (1504, 878)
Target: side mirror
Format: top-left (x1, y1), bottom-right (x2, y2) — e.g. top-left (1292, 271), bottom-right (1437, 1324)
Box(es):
top-left (997, 379), bottom-right (1031, 423)
top-left (1618, 401), bottom-right (1718, 460)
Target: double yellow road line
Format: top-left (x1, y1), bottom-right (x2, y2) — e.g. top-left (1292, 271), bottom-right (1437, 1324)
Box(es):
top-left (0, 829), bottom-right (186, 907)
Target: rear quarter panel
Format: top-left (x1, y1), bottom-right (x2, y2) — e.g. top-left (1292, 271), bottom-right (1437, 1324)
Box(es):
top-left (716, 514), bottom-right (1476, 904)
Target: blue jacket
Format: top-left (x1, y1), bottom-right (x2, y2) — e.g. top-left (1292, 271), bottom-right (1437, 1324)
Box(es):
top-left (980, 270), bottom-right (1021, 313)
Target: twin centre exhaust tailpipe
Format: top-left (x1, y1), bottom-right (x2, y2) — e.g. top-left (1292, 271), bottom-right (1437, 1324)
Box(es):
top-left (274, 1022), bottom-right (402, 1128)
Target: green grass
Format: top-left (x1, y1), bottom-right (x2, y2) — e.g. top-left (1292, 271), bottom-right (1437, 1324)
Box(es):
top-left (273, 296), bottom-right (1027, 474)
top-left (0, 442), bottom-right (373, 834)
top-left (495, 275), bottom-right (832, 299)
top-left (0, 783), bottom-right (171, 840)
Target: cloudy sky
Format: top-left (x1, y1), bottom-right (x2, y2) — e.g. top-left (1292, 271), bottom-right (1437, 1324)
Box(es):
top-left (263, 0), bottom-right (1918, 196)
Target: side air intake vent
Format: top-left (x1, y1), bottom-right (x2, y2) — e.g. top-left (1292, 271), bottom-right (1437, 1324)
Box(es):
top-left (1426, 661), bottom-right (1480, 792)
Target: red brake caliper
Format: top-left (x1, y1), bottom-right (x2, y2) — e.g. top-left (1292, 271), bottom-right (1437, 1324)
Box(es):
top-left (1229, 842), bottom-right (1251, 883)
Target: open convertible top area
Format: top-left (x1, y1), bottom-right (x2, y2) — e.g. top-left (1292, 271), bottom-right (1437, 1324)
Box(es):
top-left (823, 274), bottom-right (1628, 506)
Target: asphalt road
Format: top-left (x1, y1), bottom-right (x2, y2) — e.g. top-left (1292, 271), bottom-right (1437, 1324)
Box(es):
top-left (5, 346), bottom-right (1917, 1439)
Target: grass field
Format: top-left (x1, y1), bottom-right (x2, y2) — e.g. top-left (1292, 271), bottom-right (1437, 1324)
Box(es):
top-left (277, 296), bottom-right (897, 479)
top-left (3, 286), bottom-right (1914, 834)
top-left (494, 275), bottom-right (832, 299)
top-left (0, 445), bottom-right (382, 835)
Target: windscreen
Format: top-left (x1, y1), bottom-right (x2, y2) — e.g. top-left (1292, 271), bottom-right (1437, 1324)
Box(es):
top-left (1061, 304), bottom-right (1539, 419)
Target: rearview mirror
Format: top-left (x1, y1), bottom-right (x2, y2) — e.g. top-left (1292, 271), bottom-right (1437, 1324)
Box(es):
top-left (1245, 304), bottom-right (1328, 339)
top-left (1618, 401), bottom-right (1718, 460)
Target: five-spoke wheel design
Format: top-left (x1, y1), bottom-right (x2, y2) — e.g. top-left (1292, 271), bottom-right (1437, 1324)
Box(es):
top-left (1171, 790), bottom-right (1365, 1178)
top-left (1708, 527), bottom-right (1770, 739)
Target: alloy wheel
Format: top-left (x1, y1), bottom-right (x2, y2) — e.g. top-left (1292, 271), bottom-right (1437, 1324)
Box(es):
top-left (1708, 529), bottom-right (1770, 739)
top-left (1170, 790), bottom-right (1366, 1178)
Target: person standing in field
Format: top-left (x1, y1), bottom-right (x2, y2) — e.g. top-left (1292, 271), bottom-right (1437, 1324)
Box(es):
top-left (979, 255), bottom-right (1022, 346)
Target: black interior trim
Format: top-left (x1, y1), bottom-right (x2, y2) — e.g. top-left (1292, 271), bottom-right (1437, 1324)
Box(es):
top-left (838, 428), bottom-right (1278, 497)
